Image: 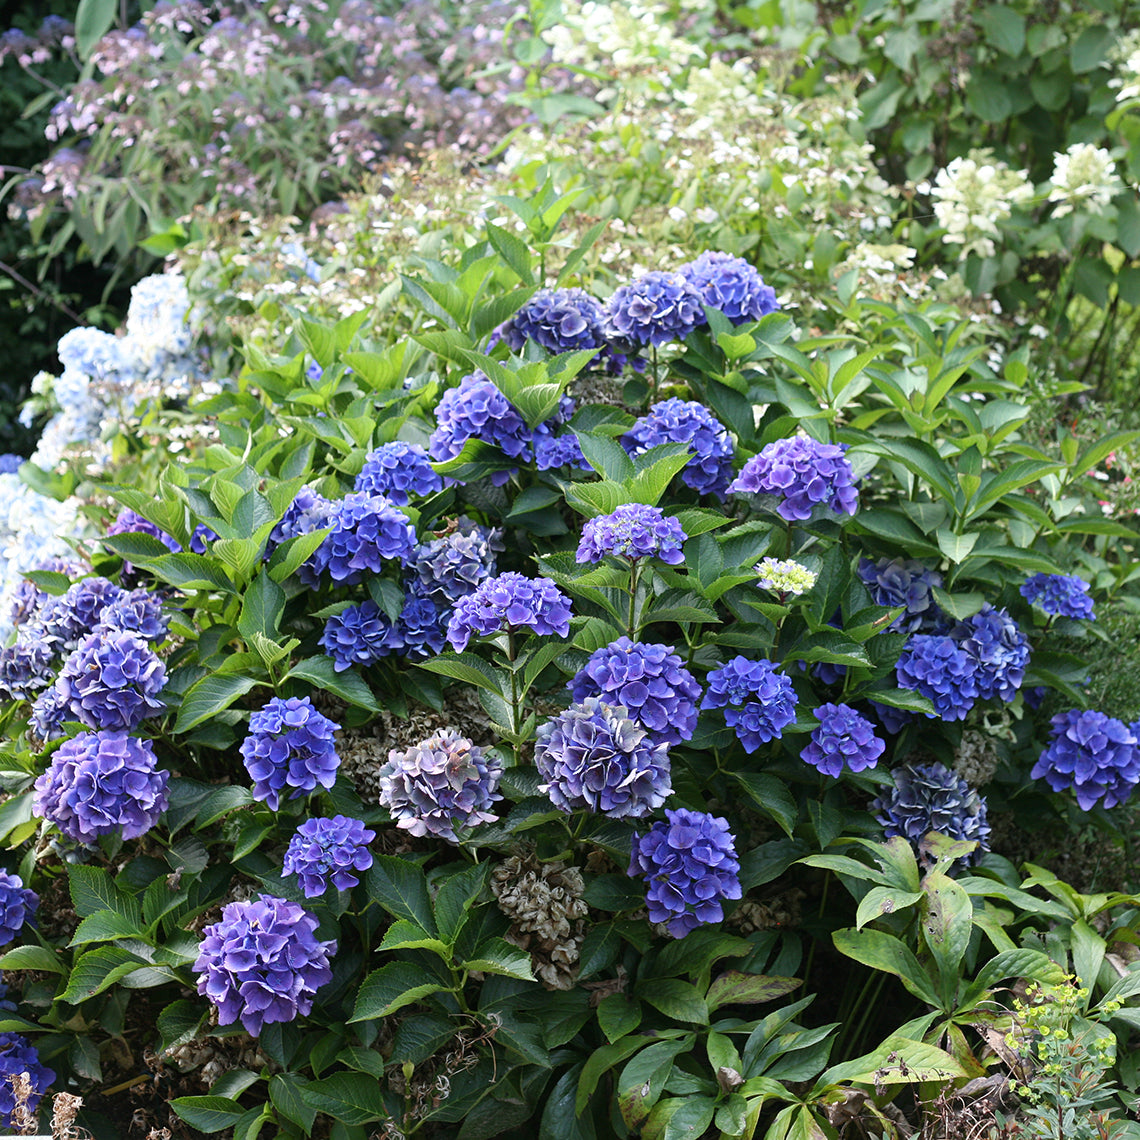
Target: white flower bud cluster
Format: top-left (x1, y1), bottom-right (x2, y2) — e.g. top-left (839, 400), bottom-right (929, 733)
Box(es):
top-left (1047, 144), bottom-right (1122, 218)
top-left (927, 150), bottom-right (1034, 259)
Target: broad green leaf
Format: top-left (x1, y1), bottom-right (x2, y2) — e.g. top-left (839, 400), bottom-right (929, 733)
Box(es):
top-left (734, 773), bottom-right (797, 838)
top-left (61, 946), bottom-right (146, 1003)
top-left (597, 994), bottom-right (642, 1043)
top-left (350, 961), bottom-right (447, 1021)
top-left (174, 673), bottom-right (258, 734)
top-left (75, 0), bottom-right (119, 59)
top-left (831, 928), bottom-right (941, 1007)
top-left (69, 909), bottom-right (147, 946)
top-left (820, 1035), bottom-right (966, 1086)
top-left (364, 856), bottom-right (436, 933)
top-left (377, 920), bottom-right (451, 957)
top-left (462, 938), bottom-right (535, 980)
top-left (0, 945), bottom-right (66, 973)
top-left (638, 979), bottom-right (708, 1024)
top-left (921, 873), bottom-right (973, 1003)
top-left (855, 886), bottom-right (924, 930)
top-left (298, 1072), bottom-right (391, 1126)
top-left (433, 863), bottom-right (489, 945)
top-left (287, 656), bottom-right (381, 712)
top-left (705, 973), bottom-right (801, 1013)
top-left (171, 1096), bottom-right (247, 1134)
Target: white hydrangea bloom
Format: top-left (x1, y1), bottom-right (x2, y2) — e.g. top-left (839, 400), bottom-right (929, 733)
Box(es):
top-left (929, 150), bottom-right (1034, 259)
top-left (1111, 29), bottom-right (1140, 102)
top-left (1047, 144), bottom-right (1121, 217)
top-left (755, 557), bottom-right (818, 596)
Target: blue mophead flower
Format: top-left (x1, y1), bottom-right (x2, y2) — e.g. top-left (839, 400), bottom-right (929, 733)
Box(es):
top-left (0, 642), bottom-right (54, 702)
top-left (496, 287), bottom-right (617, 364)
top-left (701, 657), bottom-right (797, 752)
top-left (299, 492), bottom-right (417, 588)
top-left (570, 637), bottom-right (701, 748)
top-left (193, 895), bottom-right (336, 1037)
top-left (1031, 709), bottom-right (1140, 810)
top-left (33, 731), bottom-right (169, 845)
top-left (408, 519), bottom-right (502, 607)
top-left (895, 634), bottom-right (979, 721)
top-left (1020, 573), bottom-right (1096, 621)
top-left (577, 503), bottom-right (687, 566)
top-left (55, 629), bottom-right (167, 731)
top-left (240, 696), bottom-right (340, 810)
top-left (354, 441), bottom-right (444, 505)
top-left (0, 873), bottom-right (36, 949)
top-left (605, 271), bottom-right (707, 347)
top-left (0, 1033), bottom-right (53, 1129)
top-left (446, 572), bottom-right (571, 652)
top-left (95, 588), bottom-right (170, 643)
top-left (10, 557), bottom-right (81, 628)
top-left (730, 436), bottom-right (858, 522)
top-left (320, 601), bottom-right (400, 672)
top-left (801, 703), bottom-right (885, 778)
top-left (955, 605), bottom-right (1029, 703)
top-left (35, 576), bottom-right (124, 649)
top-left (429, 371), bottom-right (534, 465)
top-left (622, 398), bottom-right (735, 499)
top-left (678, 251), bottom-right (779, 325)
top-left (857, 557), bottom-right (944, 634)
top-left (535, 697), bottom-right (672, 819)
top-left (628, 808), bottom-right (742, 938)
top-left (282, 816), bottom-right (375, 897)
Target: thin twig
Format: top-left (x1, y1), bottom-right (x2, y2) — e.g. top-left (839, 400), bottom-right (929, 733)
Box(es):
top-left (0, 259), bottom-right (89, 326)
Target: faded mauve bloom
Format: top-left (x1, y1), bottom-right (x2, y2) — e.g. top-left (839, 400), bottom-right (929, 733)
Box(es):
top-left (701, 657), bottom-right (797, 752)
top-left (240, 696), bottom-right (340, 810)
top-left (730, 436), bottom-right (858, 522)
top-left (576, 504), bottom-right (687, 566)
top-left (569, 638), bottom-right (701, 747)
top-left (872, 761), bottom-right (990, 865)
top-left (354, 441), bottom-right (443, 505)
top-left (0, 1033), bottom-right (53, 1129)
top-left (408, 519), bottom-right (502, 607)
top-left (193, 895), bottom-right (336, 1037)
top-left (0, 873), bottom-right (37, 948)
top-left (55, 630), bottom-right (167, 731)
top-left (628, 808), bottom-right (742, 938)
top-left (378, 729), bottom-right (503, 842)
top-left (33, 732), bottom-right (169, 845)
top-left (535, 697), bottom-right (672, 819)
top-left (446, 572), bottom-right (571, 652)
top-left (282, 815), bottom-right (375, 897)
top-left (605, 271), bottom-right (707, 347)
top-left (895, 635), bottom-right (979, 721)
top-left (955, 605), bottom-right (1029, 703)
top-left (857, 557), bottom-right (944, 634)
top-left (622, 398), bottom-right (734, 499)
top-left (1031, 710), bottom-right (1140, 810)
top-left (801, 703), bottom-right (885, 778)
top-left (678, 251), bottom-right (779, 325)
top-left (1020, 573), bottom-right (1096, 621)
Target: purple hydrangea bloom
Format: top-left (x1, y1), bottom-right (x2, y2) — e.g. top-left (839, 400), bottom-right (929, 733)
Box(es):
top-left (0, 455), bottom-right (22, 475)
top-left (678, 251), bottom-right (779, 325)
top-left (570, 638), bottom-right (701, 747)
top-left (37, 577), bottom-right (125, 649)
top-left (320, 601), bottom-right (400, 672)
top-left (396, 591), bottom-right (448, 659)
top-left (95, 588), bottom-right (170, 643)
top-left (193, 895), bottom-right (336, 1037)
top-left (871, 762), bottom-right (990, 865)
top-left (240, 697), bottom-right (340, 810)
top-left (0, 873), bottom-right (37, 948)
top-left (1031, 710), bottom-right (1140, 810)
top-left (895, 635), bottom-right (979, 721)
top-left (55, 630), bottom-right (166, 731)
top-left (1020, 573), bottom-right (1096, 621)
top-left (429, 372), bottom-right (534, 465)
top-left (298, 493), bottom-right (416, 588)
top-left (497, 288), bottom-right (615, 361)
top-left (628, 808), bottom-right (742, 938)
top-left (106, 509), bottom-right (180, 553)
top-left (10, 558), bottom-right (82, 628)
top-left (189, 524), bottom-right (219, 554)
top-left (955, 605), bottom-right (1029, 702)
top-left (0, 1034), bottom-right (53, 1129)
top-left (605, 271), bottom-right (707, 347)
top-left (801, 703), bottom-right (885, 777)
top-left (378, 729), bottom-right (503, 842)
top-left (577, 504), bottom-right (687, 565)
top-left (29, 686), bottom-right (68, 744)
top-left (33, 732), bottom-right (169, 845)
top-left (730, 437), bottom-right (859, 522)
top-left (282, 815), bottom-right (375, 897)
top-left (354, 442), bottom-right (444, 505)
top-left (408, 520), bottom-right (502, 607)
top-left (535, 697), bottom-right (672, 819)
top-left (857, 558), bottom-right (944, 634)
top-left (446, 572), bottom-right (572, 652)
top-left (532, 422), bottom-right (590, 472)
top-left (621, 398), bottom-right (735, 498)
top-left (268, 486), bottom-right (331, 550)
top-left (0, 642), bottom-right (55, 702)
top-left (701, 656), bottom-right (798, 752)
top-left (868, 699), bottom-right (915, 736)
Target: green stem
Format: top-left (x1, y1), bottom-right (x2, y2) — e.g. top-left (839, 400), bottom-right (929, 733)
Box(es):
top-left (627, 561), bottom-right (641, 639)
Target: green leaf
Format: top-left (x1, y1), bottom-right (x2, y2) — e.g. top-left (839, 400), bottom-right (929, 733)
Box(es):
top-left (298, 1072), bottom-right (391, 1126)
top-left (287, 656), bottom-right (381, 712)
top-left (377, 920), bottom-right (451, 957)
top-left (61, 946), bottom-right (146, 1003)
top-left (364, 856), bottom-right (437, 933)
top-left (433, 863), bottom-right (489, 946)
top-left (597, 994), bottom-right (642, 1043)
top-left (416, 652), bottom-right (504, 696)
top-left (734, 772), bottom-right (798, 838)
top-left (390, 1013), bottom-right (456, 1065)
top-left (69, 909), bottom-right (147, 946)
top-left (935, 529), bottom-right (979, 564)
top-left (270, 1074), bottom-right (318, 1134)
top-left (158, 1000), bottom-right (205, 1054)
top-left (174, 673), bottom-right (258, 734)
top-left (831, 928), bottom-right (941, 1008)
top-left (462, 938), bottom-right (535, 980)
top-left (171, 1096), bottom-right (247, 1134)
top-left (350, 961), bottom-right (447, 1021)
top-left (856, 887), bottom-right (924, 930)
top-left (238, 570), bottom-right (285, 645)
top-left (1071, 24), bottom-right (1112, 72)
top-left (69, 864), bottom-right (139, 922)
top-left (638, 979), bottom-right (708, 1024)
top-left (485, 223), bottom-right (535, 284)
top-left (705, 973), bottom-right (801, 1013)
top-left (196, 786), bottom-right (254, 829)
top-left (958, 948), bottom-right (1066, 1010)
top-left (821, 1035), bottom-right (966, 1086)
top-left (576, 432), bottom-right (635, 483)
top-left (977, 5), bottom-right (1025, 55)
top-left (0, 945), bottom-right (66, 973)
top-left (75, 0), bottom-right (118, 58)
top-left (921, 873), bottom-right (973, 1002)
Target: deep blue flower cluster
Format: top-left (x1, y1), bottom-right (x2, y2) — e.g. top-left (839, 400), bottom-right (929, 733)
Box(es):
top-left (895, 635), bottom-right (980, 721)
top-left (0, 642), bottom-right (54, 702)
top-left (55, 630), bottom-right (166, 730)
top-left (532, 418), bottom-right (589, 473)
top-left (1020, 573), bottom-right (1096, 621)
top-left (429, 372), bottom-right (534, 465)
top-left (378, 729), bottom-right (504, 842)
top-left (622, 398), bottom-right (735, 498)
top-left (628, 808), bottom-right (742, 938)
top-left (37, 576), bottom-right (125, 648)
top-left (240, 697), bottom-right (340, 810)
top-left (956, 605), bottom-right (1030, 702)
top-left (321, 601), bottom-right (399, 672)
top-left (396, 591), bottom-right (449, 659)
top-left (535, 697), bottom-right (672, 819)
top-left (1031, 710), bottom-right (1140, 810)
top-left (29, 687), bottom-right (68, 744)
top-left (354, 441), bottom-right (443, 505)
top-left (577, 504), bottom-right (687, 565)
top-left (0, 1033), bottom-right (53, 1129)
top-left (282, 815), bottom-right (375, 897)
top-left (570, 638), bottom-right (701, 747)
top-left (10, 557), bottom-right (81, 628)
top-left (872, 762), bottom-right (990, 864)
top-left (33, 731), bottom-right (169, 845)
top-left (679, 251), bottom-right (779, 325)
top-left (297, 492), bottom-right (416, 588)
top-left (269, 486), bottom-right (329, 550)
top-left (730, 436), bottom-right (859, 522)
top-left (408, 520), bottom-right (501, 608)
top-left (801, 703), bottom-right (885, 777)
top-left (857, 558), bottom-right (944, 634)
top-left (447, 572), bottom-right (572, 652)
top-left (701, 657), bottom-right (798, 751)
top-left (497, 288), bottom-right (624, 373)
top-left (605, 271), bottom-right (707, 347)
top-left (0, 873), bottom-right (36, 949)
top-left (193, 895), bottom-right (337, 1036)
top-left (95, 588), bottom-right (169, 642)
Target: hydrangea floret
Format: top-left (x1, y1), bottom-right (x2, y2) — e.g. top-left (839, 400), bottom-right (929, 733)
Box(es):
top-left (240, 697), bottom-right (340, 810)
top-left (605, 271), bottom-right (707, 347)
top-left (576, 504), bottom-right (687, 565)
top-left (1030, 710), bottom-right (1140, 810)
top-left (193, 895), bottom-right (337, 1037)
top-left (730, 436), bottom-right (858, 521)
top-left (628, 808), bottom-right (742, 938)
top-left (871, 761), bottom-right (990, 864)
top-left (701, 657), bottom-right (798, 751)
top-left (282, 816), bottom-right (376, 897)
top-left (0, 1033), bottom-right (53, 1129)
top-left (895, 635), bottom-right (979, 721)
top-left (95, 588), bottom-right (169, 642)
top-left (55, 629), bottom-right (166, 730)
top-left (496, 288), bottom-right (623, 371)
top-left (1020, 573), bottom-right (1096, 621)
top-left (298, 492), bottom-right (416, 588)
top-left (0, 873), bottom-right (37, 948)
top-left (35, 576), bottom-right (125, 649)
top-left (395, 591), bottom-right (448, 659)
top-left (408, 520), bottom-right (502, 607)
top-left (857, 557), bottom-right (944, 633)
top-left (354, 441), bottom-right (443, 505)
top-left (446, 572), bottom-right (572, 652)
top-left (320, 601), bottom-right (400, 672)
top-left (678, 251), bottom-right (779, 325)
top-left (955, 605), bottom-right (1029, 703)
top-left (33, 731), bottom-right (169, 845)
top-left (755, 557), bottom-right (817, 596)
top-left (621, 398), bottom-right (734, 498)
top-left (0, 642), bottom-right (54, 702)
top-left (801, 703), bottom-right (885, 778)
top-left (428, 371), bottom-right (534, 465)
top-left (570, 637), bottom-right (701, 747)
top-left (378, 729), bottom-right (504, 842)
top-left (535, 697), bottom-right (672, 819)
